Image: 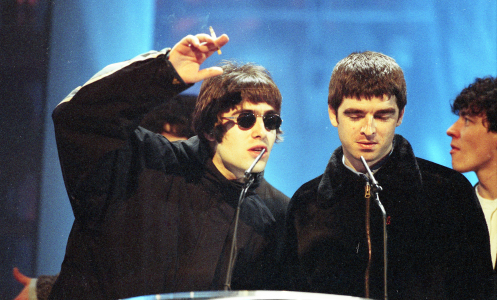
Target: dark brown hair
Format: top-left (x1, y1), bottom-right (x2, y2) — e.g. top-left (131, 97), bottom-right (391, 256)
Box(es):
top-left (192, 60), bottom-right (282, 143)
top-left (328, 51), bottom-right (406, 113)
top-left (451, 76), bottom-right (497, 132)
top-left (140, 94), bottom-right (197, 138)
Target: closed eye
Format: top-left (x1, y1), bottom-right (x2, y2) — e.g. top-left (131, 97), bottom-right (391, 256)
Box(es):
top-left (375, 114), bottom-right (392, 121)
top-left (374, 109), bottom-right (397, 121)
top-left (344, 110), bottom-right (365, 120)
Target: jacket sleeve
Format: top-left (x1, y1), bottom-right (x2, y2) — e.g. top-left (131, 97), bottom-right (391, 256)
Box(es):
top-left (34, 274), bottom-right (59, 300)
top-left (419, 161), bottom-right (494, 299)
top-left (52, 49), bottom-right (192, 220)
top-left (283, 181), bottom-right (317, 292)
top-left (440, 171), bottom-right (493, 299)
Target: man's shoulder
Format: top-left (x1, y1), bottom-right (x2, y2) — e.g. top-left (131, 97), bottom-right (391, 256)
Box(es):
top-left (416, 157), bottom-right (470, 185)
top-left (257, 178), bottom-right (290, 205)
top-left (415, 157), bottom-right (475, 206)
top-left (290, 175), bottom-right (324, 204)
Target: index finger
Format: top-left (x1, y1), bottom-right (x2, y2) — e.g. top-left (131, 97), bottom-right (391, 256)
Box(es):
top-left (13, 267), bottom-right (31, 285)
top-left (194, 33), bottom-right (229, 53)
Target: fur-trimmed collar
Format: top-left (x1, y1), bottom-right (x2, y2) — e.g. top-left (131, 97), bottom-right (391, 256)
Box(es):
top-left (317, 134), bottom-right (422, 207)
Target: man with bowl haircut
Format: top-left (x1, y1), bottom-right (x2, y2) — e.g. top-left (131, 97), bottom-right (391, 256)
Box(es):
top-left (447, 76), bottom-right (497, 298)
top-left (49, 33), bottom-right (288, 300)
top-left (192, 61), bottom-right (284, 177)
top-left (286, 51), bottom-right (490, 299)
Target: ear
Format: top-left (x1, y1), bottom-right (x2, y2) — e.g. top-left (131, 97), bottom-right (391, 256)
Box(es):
top-left (204, 132), bottom-right (216, 142)
top-left (396, 108), bottom-right (405, 127)
top-left (162, 123), bottom-right (172, 134)
top-left (328, 106), bottom-right (339, 127)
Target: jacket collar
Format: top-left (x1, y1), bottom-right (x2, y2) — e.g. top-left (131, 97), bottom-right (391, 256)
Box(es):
top-left (203, 148), bottom-right (272, 234)
top-left (196, 137), bottom-right (263, 192)
top-left (317, 134), bottom-right (422, 206)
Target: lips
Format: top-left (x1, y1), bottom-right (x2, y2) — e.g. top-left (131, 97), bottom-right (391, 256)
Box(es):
top-left (249, 146), bottom-right (267, 152)
top-left (450, 144), bottom-right (460, 154)
top-left (357, 141), bottom-right (377, 150)
top-left (249, 145), bottom-right (268, 156)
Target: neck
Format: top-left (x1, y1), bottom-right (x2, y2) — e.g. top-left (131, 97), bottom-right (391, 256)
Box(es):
top-left (476, 165), bottom-right (497, 200)
top-left (161, 132), bottom-right (187, 142)
top-left (210, 157), bottom-right (245, 183)
top-left (477, 179), bottom-right (497, 200)
top-left (343, 153), bottom-right (390, 174)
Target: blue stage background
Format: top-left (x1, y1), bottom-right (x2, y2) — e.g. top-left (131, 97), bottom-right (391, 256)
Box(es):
top-left (36, 0), bottom-right (496, 279)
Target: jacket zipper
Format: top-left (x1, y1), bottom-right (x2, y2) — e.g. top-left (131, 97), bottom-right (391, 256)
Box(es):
top-left (365, 181), bottom-right (372, 299)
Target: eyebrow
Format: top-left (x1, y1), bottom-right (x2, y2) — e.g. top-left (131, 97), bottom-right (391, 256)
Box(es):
top-left (374, 108), bottom-right (397, 115)
top-left (237, 108), bottom-right (278, 115)
top-left (343, 108), bottom-right (396, 115)
top-left (343, 109), bottom-right (365, 115)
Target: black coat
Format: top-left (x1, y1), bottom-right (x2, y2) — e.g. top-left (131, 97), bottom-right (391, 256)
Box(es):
top-left (286, 135), bottom-right (492, 299)
top-left (48, 50), bottom-right (289, 300)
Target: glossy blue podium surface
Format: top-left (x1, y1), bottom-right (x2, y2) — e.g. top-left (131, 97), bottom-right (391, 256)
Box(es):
top-left (123, 290), bottom-right (366, 300)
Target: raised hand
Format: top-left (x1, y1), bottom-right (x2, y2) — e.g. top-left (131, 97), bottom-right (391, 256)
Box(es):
top-left (168, 33), bottom-right (229, 84)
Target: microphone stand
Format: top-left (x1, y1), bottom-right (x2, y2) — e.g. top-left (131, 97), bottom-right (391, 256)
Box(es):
top-left (360, 156), bottom-right (388, 300)
top-left (224, 149), bottom-right (266, 291)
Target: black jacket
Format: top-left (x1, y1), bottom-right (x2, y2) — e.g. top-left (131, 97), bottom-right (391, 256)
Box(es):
top-left (49, 49), bottom-right (289, 300)
top-left (286, 135), bottom-right (492, 299)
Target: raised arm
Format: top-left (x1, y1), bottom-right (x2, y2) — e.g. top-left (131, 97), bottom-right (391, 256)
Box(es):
top-left (168, 33), bottom-right (229, 83)
top-left (51, 33), bottom-right (229, 220)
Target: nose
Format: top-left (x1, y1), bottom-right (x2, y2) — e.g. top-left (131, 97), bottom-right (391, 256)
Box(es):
top-left (251, 116), bottom-right (268, 139)
top-left (446, 119), bottom-right (461, 138)
top-left (361, 116), bottom-right (376, 136)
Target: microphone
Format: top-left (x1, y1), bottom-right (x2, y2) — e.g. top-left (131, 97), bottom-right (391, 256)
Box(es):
top-left (360, 156), bottom-right (383, 194)
top-left (244, 148), bottom-right (266, 181)
top-left (224, 148), bottom-right (266, 291)
top-left (360, 156), bottom-right (388, 300)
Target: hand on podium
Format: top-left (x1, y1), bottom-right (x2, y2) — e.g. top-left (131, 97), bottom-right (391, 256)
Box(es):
top-left (13, 267), bottom-right (32, 300)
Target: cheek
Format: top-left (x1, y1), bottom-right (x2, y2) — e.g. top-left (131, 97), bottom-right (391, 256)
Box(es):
top-left (341, 124), bottom-right (357, 136)
top-left (460, 131), bottom-right (478, 145)
top-left (223, 127), bottom-right (244, 143)
top-left (267, 132), bottom-right (277, 148)
top-left (379, 123), bottom-right (398, 136)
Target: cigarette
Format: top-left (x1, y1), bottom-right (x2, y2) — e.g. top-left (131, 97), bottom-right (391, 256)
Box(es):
top-left (209, 26), bottom-right (222, 55)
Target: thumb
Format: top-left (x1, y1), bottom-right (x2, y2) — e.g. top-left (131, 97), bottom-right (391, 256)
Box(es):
top-left (13, 267), bottom-right (31, 286)
top-left (195, 67), bottom-right (224, 82)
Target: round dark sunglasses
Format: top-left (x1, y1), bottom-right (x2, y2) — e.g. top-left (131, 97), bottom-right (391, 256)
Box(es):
top-left (222, 112), bottom-right (282, 130)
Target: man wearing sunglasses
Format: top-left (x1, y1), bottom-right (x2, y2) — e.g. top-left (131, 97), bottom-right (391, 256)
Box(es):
top-left (48, 33), bottom-right (289, 300)
top-left (285, 51), bottom-right (490, 299)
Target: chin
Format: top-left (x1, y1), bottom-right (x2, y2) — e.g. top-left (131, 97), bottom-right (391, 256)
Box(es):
top-left (452, 165), bottom-right (472, 173)
top-left (356, 153), bottom-right (376, 161)
top-left (252, 163), bottom-right (267, 174)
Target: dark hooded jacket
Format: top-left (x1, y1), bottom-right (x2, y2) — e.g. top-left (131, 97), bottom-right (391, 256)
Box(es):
top-left (286, 135), bottom-right (492, 299)
top-left (48, 49), bottom-right (289, 300)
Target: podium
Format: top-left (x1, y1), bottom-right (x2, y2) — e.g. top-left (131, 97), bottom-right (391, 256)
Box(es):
top-left (123, 290), bottom-right (366, 300)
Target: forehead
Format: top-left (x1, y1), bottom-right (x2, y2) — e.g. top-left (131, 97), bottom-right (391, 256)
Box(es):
top-left (339, 95), bottom-right (399, 111)
top-left (228, 100), bottom-right (277, 114)
top-left (458, 108), bottom-right (485, 117)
